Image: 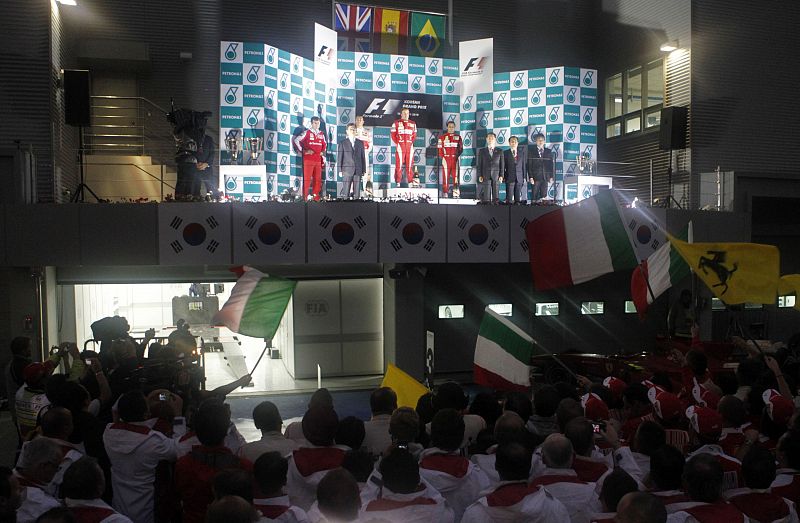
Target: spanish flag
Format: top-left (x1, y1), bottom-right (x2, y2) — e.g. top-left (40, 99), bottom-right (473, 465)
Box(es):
top-left (372, 9), bottom-right (409, 55)
top-left (381, 364), bottom-right (429, 408)
top-left (669, 236), bottom-right (780, 305)
top-left (778, 274), bottom-right (800, 310)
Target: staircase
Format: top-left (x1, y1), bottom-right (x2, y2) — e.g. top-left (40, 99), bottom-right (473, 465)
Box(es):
top-left (83, 155), bottom-right (177, 201)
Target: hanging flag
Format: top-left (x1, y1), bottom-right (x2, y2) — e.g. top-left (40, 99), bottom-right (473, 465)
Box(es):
top-left (778, 275), bottom-right (800, 310)
top-left (334, 4), bottom-right (373, 33)
top-left (381, 364), bottom-right (429, 408)
top-left (669, 237), bottom-right (780, 305)
top-left (212, 267), bottom-right (296, 339)
top-left (631, 241), bottom-right (692, 319)
top-left (372, 8), bottom-right (409, 35)
top-left (410, 12), bottom-right (445, 57)
top-left (474, 308), bottom-right (534, 391)
top-left (526, 190), bottom-right (638, 291)
top-left (337, 32), bottom-right (372, 53)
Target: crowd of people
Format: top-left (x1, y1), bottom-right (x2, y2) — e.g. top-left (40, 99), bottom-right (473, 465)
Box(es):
top-left (3, 328), bottom-right (800, 523)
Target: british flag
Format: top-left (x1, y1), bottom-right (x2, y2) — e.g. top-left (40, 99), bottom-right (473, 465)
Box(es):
top-left (334, 4), bottom-right (372, 33)
top-left (337, 34), bottom-right (371, 53)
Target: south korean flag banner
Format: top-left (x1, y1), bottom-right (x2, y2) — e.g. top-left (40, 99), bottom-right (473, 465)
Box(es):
top-left (447, 206), bottom-right (510, 263)
top-left (622, 207), bottom-right (667, 262)
top-left (509, 206), bottom-right (559, 262)
top-left (307, 202), bottom-right (378, 263)
top-left (158, 204), bottom-right (232, 265)
top-left (379, 203), bottom-right (446, 263)
top-left (232, 203), bottom-right (306, 265)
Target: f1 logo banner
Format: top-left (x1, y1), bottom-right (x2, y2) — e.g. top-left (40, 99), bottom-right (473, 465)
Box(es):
top-left (356, 90), bottom-right (443, 129)
top-left (314, 23), bottom-right (337, 85)
top-left (458, 38), bottom-right (493, 95)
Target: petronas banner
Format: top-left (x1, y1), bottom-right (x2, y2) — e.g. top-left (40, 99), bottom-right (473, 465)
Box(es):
top-left (410, 12), bottom-right (446, 57)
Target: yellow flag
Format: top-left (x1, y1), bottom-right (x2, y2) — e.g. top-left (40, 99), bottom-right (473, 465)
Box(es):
top-left (778, 274), bottom-right (800, 310)
top-left (381, 364), bottom-right (429, 408)
top-left (668, 236), bottom-right (779, 305)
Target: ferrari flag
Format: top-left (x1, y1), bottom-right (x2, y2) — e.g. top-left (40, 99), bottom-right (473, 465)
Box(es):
top-left (669, 237), bottom-right (780, 305)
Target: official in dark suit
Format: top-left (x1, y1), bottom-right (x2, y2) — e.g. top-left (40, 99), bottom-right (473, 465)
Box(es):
top-left (337, 123), bottom-right (367, 199)
top-left (528, 132), bottom-right (555, 200)
top-left (503, 136), bottom-right (528, 204)
top-left (476, 132), bottom-right (504, 203)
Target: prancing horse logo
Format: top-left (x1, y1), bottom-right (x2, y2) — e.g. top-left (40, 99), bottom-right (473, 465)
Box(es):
top-left (698, 250), bottom-right (738, 295)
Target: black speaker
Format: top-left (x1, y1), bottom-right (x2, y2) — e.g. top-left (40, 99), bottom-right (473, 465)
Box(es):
top-left (64, 69), bottom-right (91, 127)
top-left (659, 106), bottom-right (688, 151)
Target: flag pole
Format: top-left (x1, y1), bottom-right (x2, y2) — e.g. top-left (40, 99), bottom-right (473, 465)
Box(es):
top-left (531, 338), bottom-right (579, 380)
top-left (248, 340), bottom-right (271, 377)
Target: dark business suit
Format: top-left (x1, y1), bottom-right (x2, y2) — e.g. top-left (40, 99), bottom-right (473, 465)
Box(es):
top-left (528, 145), bottom-right (555, 200)
top-left (476, 146), bottom-right (504, 203)
top-left (337, 137), bottom-right (367, 198)
top-left (503, 146), bottom-right (528, 204)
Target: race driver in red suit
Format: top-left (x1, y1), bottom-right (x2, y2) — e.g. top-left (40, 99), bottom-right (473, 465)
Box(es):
top-left (437, 120), bottom-right (463, 197)
top-left (390, 107), bottom-right (417, 185)
top-left (293, 116), bottom-right (327, 200)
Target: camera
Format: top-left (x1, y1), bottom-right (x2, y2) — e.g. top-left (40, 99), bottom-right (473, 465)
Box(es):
top-left (592, 421), bottom-right (606, 434)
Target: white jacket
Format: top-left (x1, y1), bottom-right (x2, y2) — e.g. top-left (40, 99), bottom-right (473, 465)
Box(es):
top-left (103, 422), bottom-right (179, 523)
top-left (360, 482), bottom-right (454, 523)
top-left (418, 447), bottom-right (490, 521)
top-left (254, 495), bottom-right (310, 522)
top-left (65, 498), bottom-right (133, 523)
top-left (286, 445), bottom-right (348, 511)
top-left (462, 481), bottom-right (569, 523)
top-left (530, 468), bottom-right (601, 523)
top-left (16, 474), bottom-right (60, 523)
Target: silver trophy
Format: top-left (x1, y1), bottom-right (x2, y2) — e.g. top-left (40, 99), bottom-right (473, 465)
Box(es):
top-left (245, 135), bottom-right (264, 165)
top-left (224, 129), bottom-right (242, 165)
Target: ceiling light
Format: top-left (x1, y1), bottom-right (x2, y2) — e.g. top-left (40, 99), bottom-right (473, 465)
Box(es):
top-left (660, 40), bottom-right (678, 52)
top-left (56, 0), bottom-right (78, 5)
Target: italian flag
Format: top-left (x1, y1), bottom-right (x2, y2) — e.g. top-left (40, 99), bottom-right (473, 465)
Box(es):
top-left (526, 190), bottom-right (638, 291)
top-left (213, 267), bottom-right (296, 338)
top-left (630, 241), bottom-right (690, 318)
top-left (474, 308), bottom-right (534, 391)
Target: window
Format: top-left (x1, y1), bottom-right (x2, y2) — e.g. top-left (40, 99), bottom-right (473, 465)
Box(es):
top-left (438, 305), bottom-right (464, 319)
top-left (535, 303), bottom-right (559, 316)
top-left (581, 301), bottom-right (604, 315)
top-left (624, 301), bottom-right (638, 314)
top-left (605, 59), bottom-right (664, 138)
top-left (488, 303), bottom-right (513, 316)
top-left (779, 295), bottom-right (796, 308)
top-left (711, 298), bottom-right (725, 311)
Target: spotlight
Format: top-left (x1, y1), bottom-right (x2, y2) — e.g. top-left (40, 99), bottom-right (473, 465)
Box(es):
top-left (56, 0), bottom-right (78, 5)
top-left (659, 40), bottom-right (678, 52)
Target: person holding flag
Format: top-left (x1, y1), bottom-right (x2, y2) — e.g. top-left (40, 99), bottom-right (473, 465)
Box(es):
top-left (293, 116), bottom-right (327, 201)
top-left (391, 107), bottom-right (417, 187)
top-left (438, 120), bottom-right (463, 197)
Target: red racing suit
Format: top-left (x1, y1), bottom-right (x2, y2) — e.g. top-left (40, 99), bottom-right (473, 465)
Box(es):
top-left (437, 131), bottom-right (464, 194)
top-left (390, 118), bottom-right (417, 184)
top-left (294, 128), bottom-right (327, 200)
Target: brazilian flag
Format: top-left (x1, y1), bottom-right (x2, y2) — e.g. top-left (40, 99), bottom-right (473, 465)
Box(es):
top-left (411, 12), bottom-right (446, 57)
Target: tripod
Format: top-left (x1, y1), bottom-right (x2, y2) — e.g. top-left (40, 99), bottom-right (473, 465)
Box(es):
top-left (70, 126), bottom-right (101, 202)
top-left (662, 148), bottom-right (682, 209)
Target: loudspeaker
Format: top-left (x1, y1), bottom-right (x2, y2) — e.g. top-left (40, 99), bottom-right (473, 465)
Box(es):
top-left (64, 69), bottom-right (91, 127)
top-left (659, 106), bottom-right (688, 151)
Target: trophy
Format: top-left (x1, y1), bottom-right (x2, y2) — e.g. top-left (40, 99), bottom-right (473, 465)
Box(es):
top-left (224, 129), bottom-right (242, 165)
top-left (245, 135), bottom-right (263, 165)
top-left (577, 152), bottom-right (595, 174)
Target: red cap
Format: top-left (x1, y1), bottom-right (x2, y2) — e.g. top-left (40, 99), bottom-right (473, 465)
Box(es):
top-left (762, 389), bottom-right (794, 427)
top-left (23, 362), bottom-right (50, 387)
top-left (603, 377), bottom-right (627, 401)
top-left (692, 380), bottom-right (720, 409)
top-left (581, 392), bottom-right (609, 421)
top-left (649, 387), bottom-right (682, 421)
top-left (686, 405), bottom-right (723, 437)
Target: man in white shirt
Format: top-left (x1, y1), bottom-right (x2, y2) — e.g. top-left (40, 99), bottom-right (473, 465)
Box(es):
top-left (616, 492), bottom-right (667, 523)
top-left (63, 456), bottom-right (132, 523)
top-left (362, 387), bottom-right (397, 457)
top-left (238, 401), bottom-right (298, 461)
top-left (428, 382), bottom-right (486, 450)
top-left (665, 454), bottom-right (748, 523)
top-left (361, 446), bottom-right (453, 522)
top-left (103, 391), bottom-right (181, 523)
top-left (14, 437), bottom-right (63, 523)
top-left (253, 452), bottom-right (309, 523)
top-left (531, 433), bottom-right (602, 523)
top-left (463, 442), bottom-right (568, 523)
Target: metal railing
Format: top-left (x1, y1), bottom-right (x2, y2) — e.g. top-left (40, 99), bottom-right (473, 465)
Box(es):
top-left (80, 161), bottom-right (176, 202)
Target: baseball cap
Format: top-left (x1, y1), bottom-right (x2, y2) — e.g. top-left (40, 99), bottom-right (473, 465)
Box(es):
top-left (649, 387), bottom-right (683, 421)
top-left (762, 389), bottom-right (794, 427)
top-left (686, 405), bottom-right (723, 437)
top-left (581, 392), bottom-right (609, 421)
top-left (23, 362), bottom-right (53, 387)
top-left (603, 377), bottom-right (627, 402)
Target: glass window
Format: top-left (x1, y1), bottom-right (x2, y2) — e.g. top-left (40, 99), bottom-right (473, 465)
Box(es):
top-left (778, 295), bottom-right (796, 308)
top-left (646, 60), bottom-right (664, 108)
top-left (581, 301), bottom-right (604, 315)
top-left (438, 305), bottom-right (464, 319)
top-left (606, 122), bottom-right (621, 138)
top-left (625, 115), bottom-right (641, 134)
top-left (624, 301), bottom-right (638, 314)
top-left (605, 74), bottom-right (622, 119)
top-left (626, 66), bottom-right (642, 113)
top-left (535, 303), bottom-right (559, 316)
top-left (488, 303), bottom-right (513, 316)
top-left (645, 107), bottom-right (661, 128)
